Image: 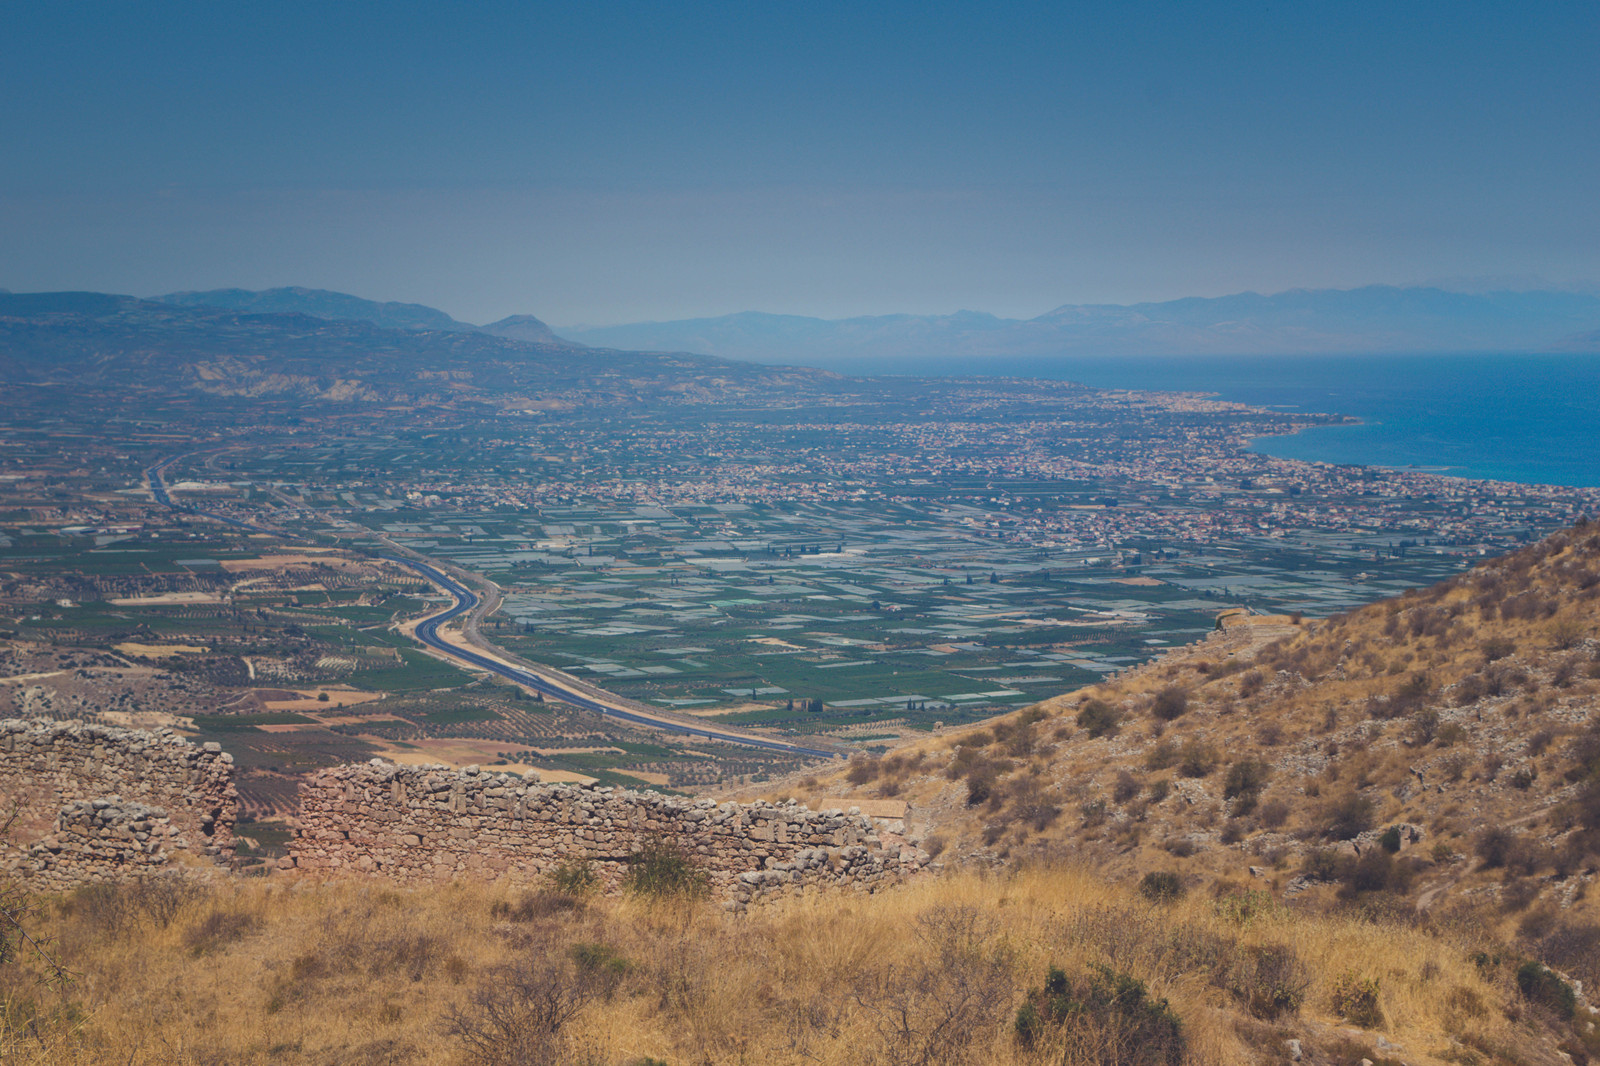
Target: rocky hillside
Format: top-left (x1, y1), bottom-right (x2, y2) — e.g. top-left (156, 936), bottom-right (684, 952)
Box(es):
top-left (781, 521), bottom-right (1600, 987)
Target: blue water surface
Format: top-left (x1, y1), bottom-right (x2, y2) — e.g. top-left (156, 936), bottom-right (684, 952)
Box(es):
top-left (905, 353), bottom-right (1600, 488)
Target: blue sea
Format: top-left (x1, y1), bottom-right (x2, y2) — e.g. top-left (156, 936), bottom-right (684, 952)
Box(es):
top-left (910, 353), bottom-right (1600, 489)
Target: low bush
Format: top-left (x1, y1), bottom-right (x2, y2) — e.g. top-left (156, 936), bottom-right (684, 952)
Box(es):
top-left (1177, 739), bottom-right (1220, 778)
top-left (1138, 871), bottom-right (1184, 903)
top-left (490, 890), bottom-right (585, 922)
top-left (449, 939), bottom-right (626, 1065)
top-left (621, 844), bottom-right (708, 898)
top-left (1013, 964), bottom-right (1184, 1066)
top-left (1475, 827), bottom-right (1515, 869)
top-left (184, 905), bottom-right (259, 957)
top-left (1329, 970), bottom-right (1384, 1029)
top-left (1322, 792), bottom-right (1376, 840)
top-left (1151, 687), bottom-right (1190, 722)
top-left (1343, 849), bottom-right (1412, 896)
top-left (1515, 961), bottom-right (1576, 1020)
top-left (845, 755), bottom-right (881, 786)
top-left (1144, 739), bottom-right (1178, 771)
top-left (1223, 757), bottom-right (1271, 801)
top-left (1076, 698), bottom-right (1121, 738)
top-left (1225, 943), bottom-right (1309, 1020)
top-left (1301, 847), bottom-right (1352, 883)
top-left (1255, 798), bottom-right (1290, 829)
top-left (550, 861), bottom-right (598, 895)
top-left (1536, 922), bottom-right (1600, 992)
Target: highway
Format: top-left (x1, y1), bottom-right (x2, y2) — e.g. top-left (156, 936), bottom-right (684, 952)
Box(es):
top-left (147, 454), bottom-right (839, 760)
top-left (146, 455), bottom-right (276, 534)
top-left (387, 555), bottom-right (842, 759)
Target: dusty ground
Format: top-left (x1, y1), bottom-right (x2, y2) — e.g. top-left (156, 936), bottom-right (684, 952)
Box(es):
top-left (111, 642), bottom-right (209, 656)
top-left (260, 688), bottom-right (386, 711)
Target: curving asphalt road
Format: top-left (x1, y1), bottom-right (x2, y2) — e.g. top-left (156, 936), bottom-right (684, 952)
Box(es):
top-left (146, 454), bottom-right (838, 759)
top-left (387, 555), bottom-right (841, 759)
top-left (146, 455), bottom-right (275, 534)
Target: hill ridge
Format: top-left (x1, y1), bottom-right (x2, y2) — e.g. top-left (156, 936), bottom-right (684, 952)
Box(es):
top-left (559, 284), bottom-right (1600, 364)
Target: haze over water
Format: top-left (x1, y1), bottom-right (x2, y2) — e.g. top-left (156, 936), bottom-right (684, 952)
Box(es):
top-left (901, 354), bottom-right (1600, 489)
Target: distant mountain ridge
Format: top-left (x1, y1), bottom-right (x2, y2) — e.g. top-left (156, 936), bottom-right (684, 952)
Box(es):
top-left (0, 291), bottom-right (834, 408)
top-left (556, 285), bottom-right (1600, 366)
top-left (156, 286), bottom-right (566, 346)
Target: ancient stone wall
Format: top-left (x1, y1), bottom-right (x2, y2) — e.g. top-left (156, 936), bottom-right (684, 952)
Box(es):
top-left (289, 760), bottom-right (927, 905)
top-left (0, 718), bottom-right (238, 889)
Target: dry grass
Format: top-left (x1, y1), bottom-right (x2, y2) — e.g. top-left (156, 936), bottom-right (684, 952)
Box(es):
top-left (0, 864), bottom-right (1589, 1066)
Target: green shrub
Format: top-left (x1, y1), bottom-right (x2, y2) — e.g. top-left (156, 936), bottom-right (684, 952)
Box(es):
top-left (1223, 757), bottom-right (1272, 800)
top-left (1138, 871), bottom-right (1184, 903)
top-left (1012, 1001), bottom-right (1042, 1046)
top-left (1151, 687), bottom-right (1190, 721)
top-left (1329, 970), bottom-right (1384, 1029)
top-left (1076, 699), bottom-right (1121, 738)
top-left (1301, 847), bottom-right (1352, 883)
top-left (551, 861), bottom-right (598, 894)
top-left (1177, 739), bottom-right (1220, 778)
top-left (1322, 792), bottom-right (1376, 840)
top-left (1476, 827), bottom-right (1514, 869)
top-left (1013, 964), bottom-right (1184, 1066)
top-left (1226, 943), bottom-right (1309, 1020)
top-left (1345, 850), bottom-right (1407, 895)
top-left (570, 942), bottom-right (630, 980)
top-left (621, 844), bottom-right (708, 898)
top-left (1515, 961), bottom-right (1576, 1020)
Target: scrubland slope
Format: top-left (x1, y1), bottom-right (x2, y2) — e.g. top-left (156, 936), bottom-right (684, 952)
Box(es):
top-left (798, 523), bottom-right (1600, 904)
top-left (3, 865), bottom-right (1593, 1066)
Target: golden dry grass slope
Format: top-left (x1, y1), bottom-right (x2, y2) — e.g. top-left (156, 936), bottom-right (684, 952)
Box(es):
top-left (2, 865), bottom-right (1596, 1066)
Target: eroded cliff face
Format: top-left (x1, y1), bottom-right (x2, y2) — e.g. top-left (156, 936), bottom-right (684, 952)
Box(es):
top-left (289, 761), bottom-right (928, 906)
top-left (0, 718), bottom-right (238, 889)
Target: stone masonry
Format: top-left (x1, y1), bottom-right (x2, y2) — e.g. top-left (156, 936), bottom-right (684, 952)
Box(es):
top-left (0, 718), bottom-right (238, 889)
top-left (289, 760), bottom-right (928, 905)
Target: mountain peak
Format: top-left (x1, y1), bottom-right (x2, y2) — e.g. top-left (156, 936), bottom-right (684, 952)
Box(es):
top-left (478, 313), bottom-right (562, 345)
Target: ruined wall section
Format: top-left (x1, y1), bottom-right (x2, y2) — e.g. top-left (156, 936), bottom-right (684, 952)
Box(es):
top-left (290, 761), bottom-right (927, 905)
top-left (0, 719), bottom-right (238, 888)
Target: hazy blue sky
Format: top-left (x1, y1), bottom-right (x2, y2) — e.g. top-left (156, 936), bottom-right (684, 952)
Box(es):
top-left (3, 1), bottom-right (1596, 324)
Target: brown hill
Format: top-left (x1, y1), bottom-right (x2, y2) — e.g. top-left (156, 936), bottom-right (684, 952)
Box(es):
top-left (768, 522), bottom-right (1600, 976)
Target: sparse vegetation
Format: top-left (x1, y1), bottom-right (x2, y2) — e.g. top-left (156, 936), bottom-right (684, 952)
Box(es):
top-left (1150, 687), bottom-right (1189, 722)
top-left (621, 843), bottom-right (709, 898)
top-left (1075, 698), bottom-right (1120, 738)
top-left (1137, 871), bottom-right (1184, 903)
